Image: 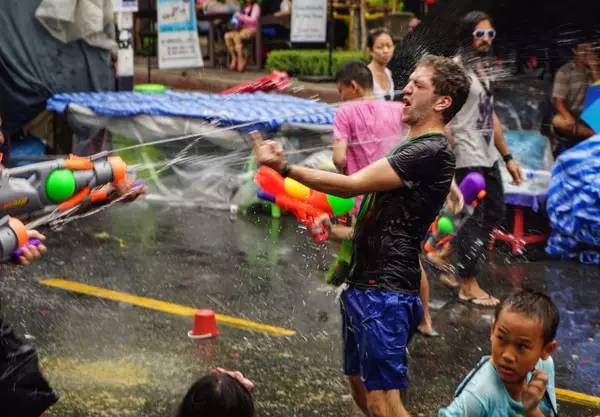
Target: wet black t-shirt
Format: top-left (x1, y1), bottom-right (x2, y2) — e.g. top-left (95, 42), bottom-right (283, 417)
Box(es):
top-left (347, 133), bottom-right (455, 294)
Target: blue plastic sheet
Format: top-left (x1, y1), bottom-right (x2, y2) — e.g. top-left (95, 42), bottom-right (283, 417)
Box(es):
top-left (47, 91), bottom-right (335, 132)
top-left (546, 136), bottom-right (600, 264)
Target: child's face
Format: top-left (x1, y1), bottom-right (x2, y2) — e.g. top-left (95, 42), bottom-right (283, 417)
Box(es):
top-left (336, 81), bottom-right (364, 101)
top-left (490, 309), bottom-right (556, 385)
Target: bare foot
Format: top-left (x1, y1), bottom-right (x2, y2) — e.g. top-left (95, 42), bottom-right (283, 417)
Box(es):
top-left (228, 58), bottom-right (237, 71)
top-left (237, 56), bottom-right (247, 72)
top-left (417, 320), bottom-right (439, 337)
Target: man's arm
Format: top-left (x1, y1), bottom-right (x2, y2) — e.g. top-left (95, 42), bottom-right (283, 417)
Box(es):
top-left (554, 98), bottom-right (576, 124)
top-left (332, 139), bottom-right (348, 173)
top-left (493, 112), bottom-right (523, 185)
top-left (286, 159), bottom-right (403, 198)
top-left (251, 132), bottom-right (403, 197)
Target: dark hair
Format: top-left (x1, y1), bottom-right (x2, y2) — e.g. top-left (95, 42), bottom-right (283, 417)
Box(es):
top-left (495, 289), bottom-right (560, 345)
top-left (415, 55), bottom-right (471, 123)
top-left (335, 61), bottom-right (374, 90)
top-left (458, 10), bottom-right (492, 49)
top-left (177, 374), bottom-right (255, 417)
top-left (367, 28), bottom-right (393, 49)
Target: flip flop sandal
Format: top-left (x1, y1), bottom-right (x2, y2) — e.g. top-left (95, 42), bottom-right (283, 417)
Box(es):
top-left (457, 295), bottom-right (500, 309)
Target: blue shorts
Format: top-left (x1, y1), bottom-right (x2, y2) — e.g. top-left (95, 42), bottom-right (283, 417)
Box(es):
top-left (341, 287), bottom-right (423, 391)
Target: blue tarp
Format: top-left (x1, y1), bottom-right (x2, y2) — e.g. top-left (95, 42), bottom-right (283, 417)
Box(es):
top-left (546, 136), bottom-right (600, 264)
top-left (46, 91), bottom-right (335, 132)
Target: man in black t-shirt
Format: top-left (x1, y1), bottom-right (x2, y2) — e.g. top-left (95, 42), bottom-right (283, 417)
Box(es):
top-left (253, 55), bottom-right (470, 417)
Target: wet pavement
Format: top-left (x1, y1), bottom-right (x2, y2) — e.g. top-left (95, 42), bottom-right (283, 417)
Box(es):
top-left (1, 201), bottom-right (598, 417)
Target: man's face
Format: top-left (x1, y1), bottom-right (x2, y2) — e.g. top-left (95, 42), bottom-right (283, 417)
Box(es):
top-left (573, 42), bottom-right (594, 66)
top-left (401, 65), bottom-right (438, 126)
top-left (490, 309), bottom-right (554, 386)
top-left (472, 19), bottom-right (495, 55)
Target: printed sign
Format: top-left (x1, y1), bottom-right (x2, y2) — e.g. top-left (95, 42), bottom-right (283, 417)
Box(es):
top-left (113, 0), bottom-right (139, 12)
top-left (291, 0), bottom-right (327, 43)
top-left (157, 0), bottom-right (203, 69)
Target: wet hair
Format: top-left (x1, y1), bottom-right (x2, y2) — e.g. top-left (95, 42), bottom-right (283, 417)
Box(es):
top-left (335, 61), bottom-right (374, 90)
top-left (495, 289), bottom-right (560, 345)
top-left (367, 28), bottom-right (393, 49)
top-left (415, 55), bottom-right (471, 124)
top-left (177, 374), bottom-right (255, 417)
top-left (458, 10), bottom-right (492, 49)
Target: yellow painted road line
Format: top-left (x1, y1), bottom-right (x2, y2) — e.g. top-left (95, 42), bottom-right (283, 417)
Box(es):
top-left (556, 388), bottom-right (600, 408)
top-left (41, 278), bottom-right (296, 337)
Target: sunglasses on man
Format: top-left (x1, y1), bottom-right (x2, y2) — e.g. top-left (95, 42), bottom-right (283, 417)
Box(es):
top-left (473, 29), bottom-right (496, 40)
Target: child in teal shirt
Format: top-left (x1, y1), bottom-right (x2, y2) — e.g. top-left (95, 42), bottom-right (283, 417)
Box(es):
top-left (439, 289), bottom-right (560, 417)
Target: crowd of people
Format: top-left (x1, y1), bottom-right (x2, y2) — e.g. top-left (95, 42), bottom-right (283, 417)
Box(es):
top-left (2, 5), bottom-right (598, 417)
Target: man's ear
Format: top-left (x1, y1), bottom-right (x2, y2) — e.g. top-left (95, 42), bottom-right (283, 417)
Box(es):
top-left (434, 95), bottom-right (452, 113)
top-left (541, 340), bottom-right (557, 360)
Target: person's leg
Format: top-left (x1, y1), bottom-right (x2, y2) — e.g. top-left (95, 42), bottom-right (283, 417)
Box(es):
top-left (552, 114), bottom-right (595, 139)
top-left (356, 291), bottom-right (422, 417)
top-left (456, 165), bottom-right (502, 306)
top-left (366, 389), bottom-right (411, 417)
top-left (452, 167), bottom-right (499, 306)
top-left (236, 28), bottom-right (255, 71)
top-left (224, 31), bottom-right (237, 70)
top-left (417, 261), bottom-right (437, 336)
top-left (340, 291), bottom-right (368, 415)
top-left (348, 374), bottom-right (369, 415)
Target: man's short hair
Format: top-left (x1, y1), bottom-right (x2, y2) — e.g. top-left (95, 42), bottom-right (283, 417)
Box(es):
top-left (416, 55), bottom-right (471, 124)
top-left (495, 289), bottom-right (560, 345)
top-left (335, 61), bottom-right (374, 90)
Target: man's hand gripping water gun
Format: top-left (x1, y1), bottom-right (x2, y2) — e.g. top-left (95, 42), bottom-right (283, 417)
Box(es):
top-left (250, 132), bottom-right (354, 241)
top-left (423, 172), bottom-right (486, 254)
top-left (255, 166), bottom-right (354, 241)
top-left (0, 154), bottom-right (145, 264)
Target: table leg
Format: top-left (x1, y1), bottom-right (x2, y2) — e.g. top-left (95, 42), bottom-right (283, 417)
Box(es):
top-left (208, 21), bottom-right (216, 67)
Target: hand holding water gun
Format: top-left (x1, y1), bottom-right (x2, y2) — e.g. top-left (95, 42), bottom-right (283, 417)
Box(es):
top-left (424, 172), bottom-right (486, 253)
top-left (0, 215), bottom-right (46, 264)
top-left (0, 154), bottom-right (142, 218)
top-left (255, 166), bottom-right (355, 241)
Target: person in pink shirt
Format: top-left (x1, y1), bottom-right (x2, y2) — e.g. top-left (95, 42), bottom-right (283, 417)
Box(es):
top-left (332, 61), bottom-right (407, 205)
top-left (224, 0), bottom-right (261, 72)
top-left (330, 61), bottom-right (439, 337)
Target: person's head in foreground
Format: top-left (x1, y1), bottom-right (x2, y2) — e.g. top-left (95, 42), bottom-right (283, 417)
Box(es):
top-left (459, 10), bottom-right (495, 56)
top-left (335, 61), bottom-right (374, 101)
top-left (177, 368), bottom-right (255, 417)
top-left (367, 28), bottom-right (395, 67)
top-left (491, 289), bottom-right (559, 389)
top-left (401, 55), bottom-right (471, 127)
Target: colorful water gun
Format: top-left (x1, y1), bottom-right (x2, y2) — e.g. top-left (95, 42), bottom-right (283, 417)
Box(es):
top-left (0, 154), bottom-right (128, 218)
top-left (424, 172), bottom-right (486, 253)
top-left (255, 166), bottom-right (355, 241)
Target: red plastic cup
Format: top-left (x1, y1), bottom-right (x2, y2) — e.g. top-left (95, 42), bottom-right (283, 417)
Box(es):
top-left (188, 309), bottom-right (219, 339)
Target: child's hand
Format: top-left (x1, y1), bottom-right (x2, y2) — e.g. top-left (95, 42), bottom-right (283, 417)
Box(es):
top-left (310, 214), bottom-right (331, 239)
top-left (212, 368), bottom-right (255, 392)
top-left (522, 369), bottom-right (548, 415)
top-left (446, 181), bottom-right (464, 213)
top-left (16, 230), bottom-right (47, 266)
